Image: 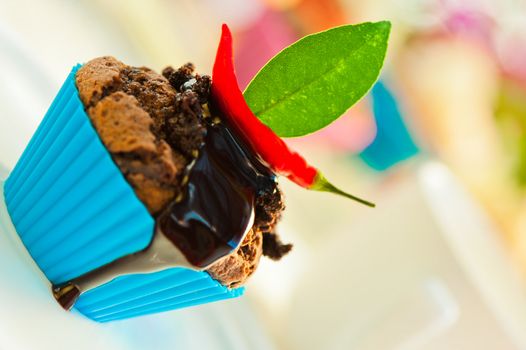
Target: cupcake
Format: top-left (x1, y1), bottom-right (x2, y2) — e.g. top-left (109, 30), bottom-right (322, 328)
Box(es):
top-left (75, 57), bottom-right (290, 286)
top-left (2, 22), bottom-right (389, 322)
top-left (3, 56), bottom-right (290, 322)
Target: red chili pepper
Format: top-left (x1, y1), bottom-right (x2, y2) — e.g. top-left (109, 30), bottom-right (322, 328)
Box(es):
top-left (211, 24), bottom-right (374, 207)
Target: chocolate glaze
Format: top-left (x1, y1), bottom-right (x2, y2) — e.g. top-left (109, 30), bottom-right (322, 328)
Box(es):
top-left (53, 119), bottom-right (277, 309)
top-left (159, 120), bottom-right (275, 268)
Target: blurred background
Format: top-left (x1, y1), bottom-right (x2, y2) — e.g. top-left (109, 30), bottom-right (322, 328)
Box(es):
top-left (1, 0), bottom-right (526, 349)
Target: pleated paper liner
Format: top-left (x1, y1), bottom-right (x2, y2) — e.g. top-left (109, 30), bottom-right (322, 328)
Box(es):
top-left (3, 65), bottom-right (243, 321)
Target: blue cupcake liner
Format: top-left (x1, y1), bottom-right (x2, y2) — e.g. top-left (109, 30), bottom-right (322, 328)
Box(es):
top-left (76, 268), bottom-right (244, 322)
top-left (3, 65), bottom-right (243, 322)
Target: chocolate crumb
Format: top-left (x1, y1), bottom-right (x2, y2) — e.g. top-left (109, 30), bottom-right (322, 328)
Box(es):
top-left (163, 63), bottom-right (195, 92)
top-left (262, 232), bottom-right (293, 260)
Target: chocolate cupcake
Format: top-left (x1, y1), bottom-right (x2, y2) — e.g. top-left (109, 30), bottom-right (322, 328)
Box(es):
top-left (3, 57), bottom-right (290, 322)
top-left (76, 56), bottom-right (290, 288)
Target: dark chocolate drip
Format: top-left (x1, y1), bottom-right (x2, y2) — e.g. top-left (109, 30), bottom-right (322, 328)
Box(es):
top-left (159, 121), bottom-right (275, 268)
top-left (53, 283), bottom-right (80, 310)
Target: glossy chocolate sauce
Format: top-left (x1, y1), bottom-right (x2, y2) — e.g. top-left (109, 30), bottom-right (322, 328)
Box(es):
top-left (159, 121), bottom-right (274, 268)
top-left (53, 119), bottom-right (276, 309)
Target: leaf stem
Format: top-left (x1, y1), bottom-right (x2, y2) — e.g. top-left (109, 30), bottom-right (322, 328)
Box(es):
top-left (310, 173), bottom-right (376, 207)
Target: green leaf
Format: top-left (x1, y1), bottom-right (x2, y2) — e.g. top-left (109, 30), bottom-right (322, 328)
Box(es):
top-left (243, 21), bottom-right (391, 137)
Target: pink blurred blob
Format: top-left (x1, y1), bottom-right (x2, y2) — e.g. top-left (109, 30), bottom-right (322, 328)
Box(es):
top-left (234, 9), bottom-right (299, 90)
